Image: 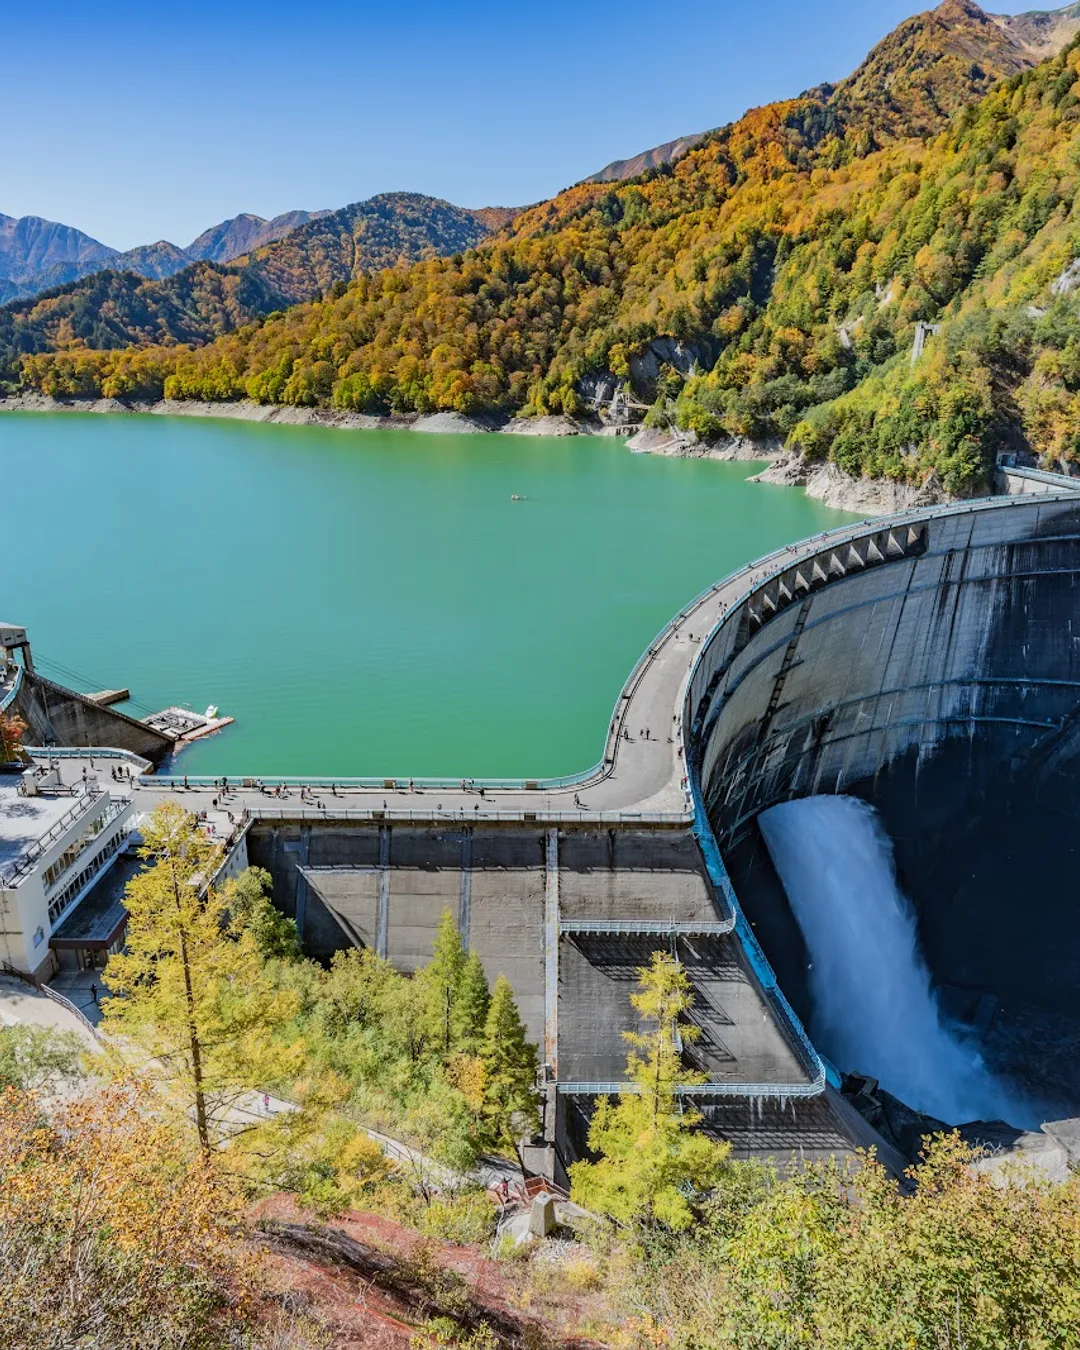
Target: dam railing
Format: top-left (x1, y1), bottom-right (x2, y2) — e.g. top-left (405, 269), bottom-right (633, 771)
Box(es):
top-left (0, 787), bottom-right (105, 889)
top-left (23, 745), bottom-right (153, 772)
top-left (233, 806), bottom-right (689, 825)
top-left (0, 665), bottom-right (22, 713)
top-left (0, 961), bottom-right (102, 1042)
top-left (559, 1076), bottom-right (826, 1099)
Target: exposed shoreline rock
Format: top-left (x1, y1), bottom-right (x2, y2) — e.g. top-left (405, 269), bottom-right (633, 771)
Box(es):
top-left (411, 411), bottom-right (490, 434)
top-left (0, 395), bottom-right (954, 514)
top-left (500, 414), bottom-right (592, 437)
top-left (624, 426), bottom-right (784, 462)
top-left (0, 394), bottom-right (602, 439)
top-left (0, 392), bottom-right (417, 430)
top-left (752, 454), bottom-right (950, 514)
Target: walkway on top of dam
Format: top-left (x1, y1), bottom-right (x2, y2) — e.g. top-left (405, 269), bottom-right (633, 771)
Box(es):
top-left (38, 487), bottom-right (1080, 827)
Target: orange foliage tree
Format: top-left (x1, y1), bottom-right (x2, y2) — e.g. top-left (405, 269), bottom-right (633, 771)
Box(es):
top-left (0, 709), bottom-right (26, 762)
top-left (0, 1082), bottom-right (251, 1349)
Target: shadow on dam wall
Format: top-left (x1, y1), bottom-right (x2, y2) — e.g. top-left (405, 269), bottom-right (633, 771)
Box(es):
top-left (698, 497), bottom-right (1080, 1121)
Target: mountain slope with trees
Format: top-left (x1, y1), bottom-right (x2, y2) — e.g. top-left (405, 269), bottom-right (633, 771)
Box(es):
top-left (16, 1), bottom-right (1080, 494)
top-left (583, 0), bottom-right (1074, 186)
top-left (0, 196), bottom-right (495, 307)
top-left (0, 194), bottom-right (499, 364)
top-left (0, 264), bottom-right (281, 357)
top-left (235, 191), bottom-right (496, 305)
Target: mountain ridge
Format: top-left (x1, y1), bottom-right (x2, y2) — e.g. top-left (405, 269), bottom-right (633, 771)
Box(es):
top-left (14, 0), bottom-right (1080, 501)
top-left (185, 210), bottom-right (333, 263)
top-left (0, 198), bottom-right (519, 308)
top-left (584, 0), bottom-right (1080, 185)
top-left (0, 193), bottom-right (498, 359)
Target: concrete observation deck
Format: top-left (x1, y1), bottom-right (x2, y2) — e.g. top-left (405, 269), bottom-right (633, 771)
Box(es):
top-left (30, 480), bottom-right (1080, 1169)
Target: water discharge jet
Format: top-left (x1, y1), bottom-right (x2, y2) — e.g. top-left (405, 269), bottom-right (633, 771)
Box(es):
top-left (759, 795), bottom-right (1032, 1128)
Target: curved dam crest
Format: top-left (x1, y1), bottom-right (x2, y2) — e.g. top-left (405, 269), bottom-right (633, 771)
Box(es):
top-left (11, 480), bottom-right (1080, 1172)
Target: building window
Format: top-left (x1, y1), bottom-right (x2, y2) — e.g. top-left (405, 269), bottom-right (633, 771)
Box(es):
top-left (41, 807), bottom-right (119, 890)
top-left (47, 827), bottom-right (130, 929)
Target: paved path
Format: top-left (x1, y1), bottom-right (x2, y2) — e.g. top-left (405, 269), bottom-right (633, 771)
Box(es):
top-left (0, 975), bottom-right (100, 1050)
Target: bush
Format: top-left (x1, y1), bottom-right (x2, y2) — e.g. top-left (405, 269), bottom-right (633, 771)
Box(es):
top-left (418, 1191), bottom-right (496, 1246)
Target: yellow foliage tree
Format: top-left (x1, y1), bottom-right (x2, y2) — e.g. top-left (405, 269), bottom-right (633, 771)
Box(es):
top-left (102, 802), bottom-right (300, 1153)
top-left (570, 952), bottom-right (731, 1231)
top-left (0, 1082), bottom-right (248, 1349)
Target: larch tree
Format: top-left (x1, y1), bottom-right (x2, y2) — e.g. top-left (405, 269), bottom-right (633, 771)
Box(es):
top-left (419, 907), bottom-right (468, 1058)
top-left (569, 951), bottom-right (731, 1231)
top-left (455, 948), bottom-right (491, 1052)
top-left (102, 802), bottom-right (299, 1154)
top-left (480, 974), bottom-right (539, 1158)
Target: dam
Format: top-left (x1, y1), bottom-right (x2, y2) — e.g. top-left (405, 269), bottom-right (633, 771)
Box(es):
top-left (7, 484), bottom-right (1080, 1173)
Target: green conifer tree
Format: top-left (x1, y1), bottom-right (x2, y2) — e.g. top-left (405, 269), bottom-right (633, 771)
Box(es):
top-left (480, 975), bottom-right (539, 1157)
top-left (420, 908), bottom-right (468, 1057)
top-left (569, 952), bottom-right (731, 1231)
top-left (223, 865), bottom-right (302, 962)
top-left (455, 949), bottom-right (491, 1052)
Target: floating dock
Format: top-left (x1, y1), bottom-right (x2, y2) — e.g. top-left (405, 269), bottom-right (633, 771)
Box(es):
top-left (141, 706), bottom-right (234, 744)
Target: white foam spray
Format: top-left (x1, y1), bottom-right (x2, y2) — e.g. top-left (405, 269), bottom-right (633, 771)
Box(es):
top-left (758, 795), bottom-right (1027, 1126)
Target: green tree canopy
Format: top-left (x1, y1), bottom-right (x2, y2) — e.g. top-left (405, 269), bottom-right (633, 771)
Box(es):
top-left (570, 951), bottom-right (731, 1231)
top-left (479, 974), bottom-right (539, 1158)
top-left (103, 802), bottom-right (300, 1153)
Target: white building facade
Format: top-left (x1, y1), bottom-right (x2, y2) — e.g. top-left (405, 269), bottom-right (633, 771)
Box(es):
top-left (0, 763), bottom-right (135, 979)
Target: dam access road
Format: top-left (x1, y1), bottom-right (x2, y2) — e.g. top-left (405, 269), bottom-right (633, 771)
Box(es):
top-left (18, 479), bottom-right (1080, 1177)
top-left (132, 510), bottom-right (960, 821)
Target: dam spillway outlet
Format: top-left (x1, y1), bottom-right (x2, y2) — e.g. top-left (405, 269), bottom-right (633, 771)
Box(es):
top-left (758, 796), bottom-right (1032, 1128)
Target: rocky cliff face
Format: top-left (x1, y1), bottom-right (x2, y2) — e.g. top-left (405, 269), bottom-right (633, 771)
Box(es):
top-left (995, 1), bottom-right (1080, 61)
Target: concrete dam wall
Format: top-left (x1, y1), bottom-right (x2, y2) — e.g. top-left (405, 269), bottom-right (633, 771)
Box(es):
top-left (244, 818), bottom-right (842, 1168)
top-left (688, 494), bottom-right (1080, 1120)
top-left (13, 671), bottom-right (173, 765)
top-left (124, 487), bottom-right (1080, 1165)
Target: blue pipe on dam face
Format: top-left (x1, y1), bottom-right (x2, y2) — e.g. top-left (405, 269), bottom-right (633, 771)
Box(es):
top-left (685, 492), bottom-right (1080, 1124)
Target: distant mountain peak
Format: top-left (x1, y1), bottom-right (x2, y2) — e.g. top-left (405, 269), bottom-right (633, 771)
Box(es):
top-left (582, 0), bottom-right (1080, 188)
top-left (935, 0), bottom-right (988, 20)
top-left (587, 134), bottom-right (711, 186)
top-left (186, 209), bottom-right (331, 264)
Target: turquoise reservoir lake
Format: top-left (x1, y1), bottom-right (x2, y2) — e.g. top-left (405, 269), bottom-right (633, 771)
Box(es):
top-left (2, 413), bottom-right (858, 777)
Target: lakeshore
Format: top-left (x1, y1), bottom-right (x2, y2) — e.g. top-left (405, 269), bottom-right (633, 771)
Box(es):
top-left (0, 410), bottom-right (857, 777)
top-left (0, 393), bottom-right (939, 515)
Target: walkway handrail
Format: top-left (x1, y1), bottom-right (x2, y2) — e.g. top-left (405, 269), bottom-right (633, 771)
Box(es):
top-left (0, 664), bottom-right (22, 713)
top-left (225, 806), bottom-right (689, 825)
top-left (0, 961), bottom-right (102, 1042)
top-left (23, 745), bottom-right (152, 771)
top-left (0, 788), bottom-right (104, 888)
top-left (205, 811), bottom-right (252, 892)
top-left (559, 1076), bottom-right (826, 1099)
top-left (999, 464), bottom-right (1080, 488)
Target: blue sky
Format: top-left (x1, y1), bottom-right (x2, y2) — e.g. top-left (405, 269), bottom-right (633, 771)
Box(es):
top-left (5, 0), bottom-right (1048, 249)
